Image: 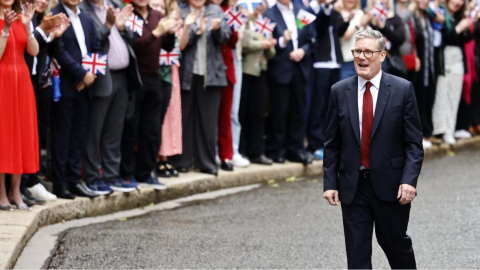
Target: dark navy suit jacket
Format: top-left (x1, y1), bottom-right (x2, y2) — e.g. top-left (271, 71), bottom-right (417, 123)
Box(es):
top-left (263, 4), bottom-right (316, 84)
top-left (323, 72), bottom-right (424, 204)
top-left (52, 4), bottom-right (101, 98)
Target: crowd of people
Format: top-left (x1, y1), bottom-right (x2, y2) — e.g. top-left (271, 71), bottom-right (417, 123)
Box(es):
top-left (1, 0), bottom-right (480, 211)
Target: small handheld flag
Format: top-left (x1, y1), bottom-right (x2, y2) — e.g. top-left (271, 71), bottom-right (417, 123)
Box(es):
top-left (159, 47), bottom-right (180, 66)
top-left (371, 0), bottom-right (389, 23)
top-left (52, 68), bottom-right (61, 102)
top-left (254, 15), bottom-right (276, 38)
top-left (237, 0), bottom-right (263, 13)
top-left (296, 9), bottom-right (316, 29)
top-left (125, 14), bottom-right (144, 36)
top-left (122, 0), bottom-right (131, 7)
top-left (224, 7), bottom-right (247, 31)
top-left (471, 6), bottom-right (480, 20)
top-left (82, 53), bottom-right (108, 75)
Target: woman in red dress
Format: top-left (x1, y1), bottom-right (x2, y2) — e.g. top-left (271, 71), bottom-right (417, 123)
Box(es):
top-left (0, 1), bottom-right (39, 211)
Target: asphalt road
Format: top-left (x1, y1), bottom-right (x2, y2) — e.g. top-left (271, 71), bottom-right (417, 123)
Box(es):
top-left (49, 150), bottom-right (480, 269)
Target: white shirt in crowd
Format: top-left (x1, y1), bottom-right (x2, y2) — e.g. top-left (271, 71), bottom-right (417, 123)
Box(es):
top-left (358, 70), bottom-right (382, 140)
top-left (277, 1), bottom-right (298, 50)
top-left (63, 4), bottom-right (88, 57)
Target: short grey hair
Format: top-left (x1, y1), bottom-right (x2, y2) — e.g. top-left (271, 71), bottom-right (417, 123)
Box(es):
top-left (354, 29), bottom-right (386, 51)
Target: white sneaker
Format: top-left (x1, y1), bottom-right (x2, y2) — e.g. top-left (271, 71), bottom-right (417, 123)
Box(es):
top-left (28, 183), bottom-right (57, 201)
top-left (454, 129), bottom-right (472, 139)
top-left (443, 134), bottom-right (456, 145)
top-left (422, 139), bottom-right (432, 149)
top-left (232, 154), bottom-right (250, 167)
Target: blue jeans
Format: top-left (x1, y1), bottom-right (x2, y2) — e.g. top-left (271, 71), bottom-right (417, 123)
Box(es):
top-left (230, 49), bottom-right (243, 156)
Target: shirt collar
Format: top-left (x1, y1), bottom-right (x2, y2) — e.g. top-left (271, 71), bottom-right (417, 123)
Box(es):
top-left (277, 1), bottom-right (293, 12)
top-left (90, 0), bottom-right (108, 11)
top-left (358, 70), bottom-right (382, 91)
top-left (63, 4), bottom-right (81, 17)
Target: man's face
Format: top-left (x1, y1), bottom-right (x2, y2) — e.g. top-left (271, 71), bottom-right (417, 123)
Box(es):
top-left (278, 0), bottom-right (290, 6)
top-left (353, 38), bottom-right (386, 80)
top-left (62, 0), bottom-right (80, 8)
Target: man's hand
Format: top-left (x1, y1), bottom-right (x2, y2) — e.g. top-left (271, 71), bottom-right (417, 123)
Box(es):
top-left (289, 48), bottom-right (305, 62)
top-left (52, 16), bottom-right (70, 39)
top-left (397, 184), bottom-right (416, 205)
top-left (39, 13), bottom-right (63, 35)
top-left (76, 81), bottom-right (86, 91)
top-left (83, 72), bottom-right (97, 86)
top-left (323, 190), bottom-right (340, 206)
top-left (115, 4), bottom-right (134, 32)
top-left (106, 6), bottom-right (116, 29)
top-left (415, 57), bottom-right (421, 72)
top-left (210, 18), bottom-right (222, 30)
top-left (283, 29), bottom-right (292, 43)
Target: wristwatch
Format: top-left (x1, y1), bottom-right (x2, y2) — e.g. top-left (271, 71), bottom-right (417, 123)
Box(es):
top-left (1, 30), bottom-right (9, 38)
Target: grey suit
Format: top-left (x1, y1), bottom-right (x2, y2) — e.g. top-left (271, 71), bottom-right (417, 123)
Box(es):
top-left (79, 0), bottom-right (141, 183)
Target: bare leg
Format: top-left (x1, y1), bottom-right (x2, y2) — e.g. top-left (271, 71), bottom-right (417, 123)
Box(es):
top-left (160, 156), bottom-right (168, 162)
top-left (9, 174), bottom-right (25, 206)
top-left (0, 173), bottom-right (11, 206)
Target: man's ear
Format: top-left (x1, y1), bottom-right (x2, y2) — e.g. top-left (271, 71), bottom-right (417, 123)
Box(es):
top-left (379, 50), bottom-right (387, 62)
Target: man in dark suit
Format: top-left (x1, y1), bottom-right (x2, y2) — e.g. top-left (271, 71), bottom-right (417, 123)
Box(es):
top-left (78, 0), bottom-right (143, 195)
top-left (50, 0), bottom-right (102, 199)
top-left (264, 0), bottom-right (315, 165)
top-left (304, 0), bottom-right (348, 160)
top-left (323, 29), bottom-right (423, 269)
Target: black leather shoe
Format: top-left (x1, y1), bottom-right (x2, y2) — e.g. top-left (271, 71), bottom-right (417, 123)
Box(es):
top-left (249, 155), bottom-right (273, 165)
top-left (220, 160), bottom-right (234, 171)
top-left (176, 167), bottom-right (190, 173)
top-left (167, 164), bottom-right (179, 177)
top-left (22, 187), bottom-right (46, 205)
top-left (286, 150), bottom-right (312, 165)
top-left (304, 151), bottom-right (314, 164)
top-left (270, 155), bottom-right (285, 163)
top-left (200, 169), bottom-right (218, 176)
top-left (156, 163), bottom-right (171, 178)
top-left (70, 183), bottom-right (99, 198)
top-left (53, 185), bottom-right (76, 200)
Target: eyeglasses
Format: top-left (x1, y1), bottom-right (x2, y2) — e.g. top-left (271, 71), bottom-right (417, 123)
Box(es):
top-left (351, 49), bottom-right (383, 58)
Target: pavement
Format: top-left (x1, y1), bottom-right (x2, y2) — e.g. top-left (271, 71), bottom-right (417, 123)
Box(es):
top-left (47, 147), bottom-right (480, 269)
top-left (1, 136), bottom-right (480, 269)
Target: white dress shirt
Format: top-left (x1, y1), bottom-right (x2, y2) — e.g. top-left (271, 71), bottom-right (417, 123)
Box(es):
top-left (277, 2), bottom-right (298, 50)
top-left (63, 4), bottom-right (88, 57)
top-left (358, 70), bottom-right (382, 140)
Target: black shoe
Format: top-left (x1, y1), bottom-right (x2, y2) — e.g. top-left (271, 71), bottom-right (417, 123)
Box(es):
top-left (70, 183), bottom-right (99, 198)
top-left (156, 162), bottom-right (171, 178)
top-left (305, 151), bottom-right (315, 164)
top-left (53, 185), bottom-right (76, 200)
top-left (269, 154), bottom-right (285, 163)
top-left (21, 187), bottom-right (46, 205)
top-left (249, 155), bottom-right (273, 165)
top-left (166, 164), bottom-right (179, 177)
top-left (177, 167), bottom-right (190, 173)
top-left (220, 160), bottom-right (234, 171)
top-left (19, 193), bottom-right (37, 206)
top-left (200, 169), bottom-right (218, 176)
top-left (286, 150), bottom-right (312, 165)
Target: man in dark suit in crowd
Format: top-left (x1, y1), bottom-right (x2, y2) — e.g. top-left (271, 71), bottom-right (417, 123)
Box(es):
top-left (50, 0), bottom-right (102, 199)
top-left (323, 29), bottom-right (423, 269)
top-left (264, 0), bottom-right (315, 165)
top-left (79, 0), bottom-right (143, 195)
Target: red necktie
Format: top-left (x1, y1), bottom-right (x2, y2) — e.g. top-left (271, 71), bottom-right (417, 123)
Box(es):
top-left (361, 82), bottom-right (373, 169)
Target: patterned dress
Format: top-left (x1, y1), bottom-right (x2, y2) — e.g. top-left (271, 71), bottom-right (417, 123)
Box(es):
top-left (0, 17), bottom-right (39, 174)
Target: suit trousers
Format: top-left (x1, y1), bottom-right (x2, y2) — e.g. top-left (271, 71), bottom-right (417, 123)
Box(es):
top-left (305, 68), bottom-right (340, 152)
top-left (84, 70), bottom-right (128, 183)
top-left (341, 172), bottom-right (416, 269)
top-left (218, 82), bottom-right (234, 161)
top-left (120, 75), bottom-right (165, 182)
top-left (267, 64), bottom-right (307, 156)
top-left (239, 72), bottom-right (268, 158)
top-left (415, 76), bottom-right (436, 137)
top-left (170, 75), bottom-right (222, 171)
top-left (50, 90), bottom-right (89, 189)
top-left (470, 82), bottom-right (480, 126)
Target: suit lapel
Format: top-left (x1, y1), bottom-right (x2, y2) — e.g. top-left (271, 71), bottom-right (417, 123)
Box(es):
top-left (346, 76), bottom-right (361, 146)
top-left (272, 5), bottom-right (287, 33)
top-left (83, 1), bottom-right (104, 30)
top-left (79, 13), bottom-right (90, 52)
top-left (371, 74), bottom-right (391, 139)
top-left (60, 4), bottom-right (81, 48)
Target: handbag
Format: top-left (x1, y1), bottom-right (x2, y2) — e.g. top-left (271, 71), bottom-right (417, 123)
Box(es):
top-left (385, 53), bottom-right (407, 77)
top-left (402, 20), bottom-right (417, 71)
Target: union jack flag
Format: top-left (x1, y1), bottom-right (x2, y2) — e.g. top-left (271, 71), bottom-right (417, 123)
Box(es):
top-left (254, 15), bottom-right (276, 38)
top-left (224, 7), bottom-right (247, 31)
top-left (82, 53), bottom-right (107, 75)
top-left (371, 1), bottom-right (389, 23)
top-left (125, 14), bottom-right (143, 36)
top-left (159, 47), bottom-right (180, 66)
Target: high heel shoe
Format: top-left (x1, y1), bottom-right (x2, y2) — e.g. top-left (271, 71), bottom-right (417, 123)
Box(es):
top-left (0, 204), bottom-right (13, 211)
top-left (9, 197), bottom-right (31, 211)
